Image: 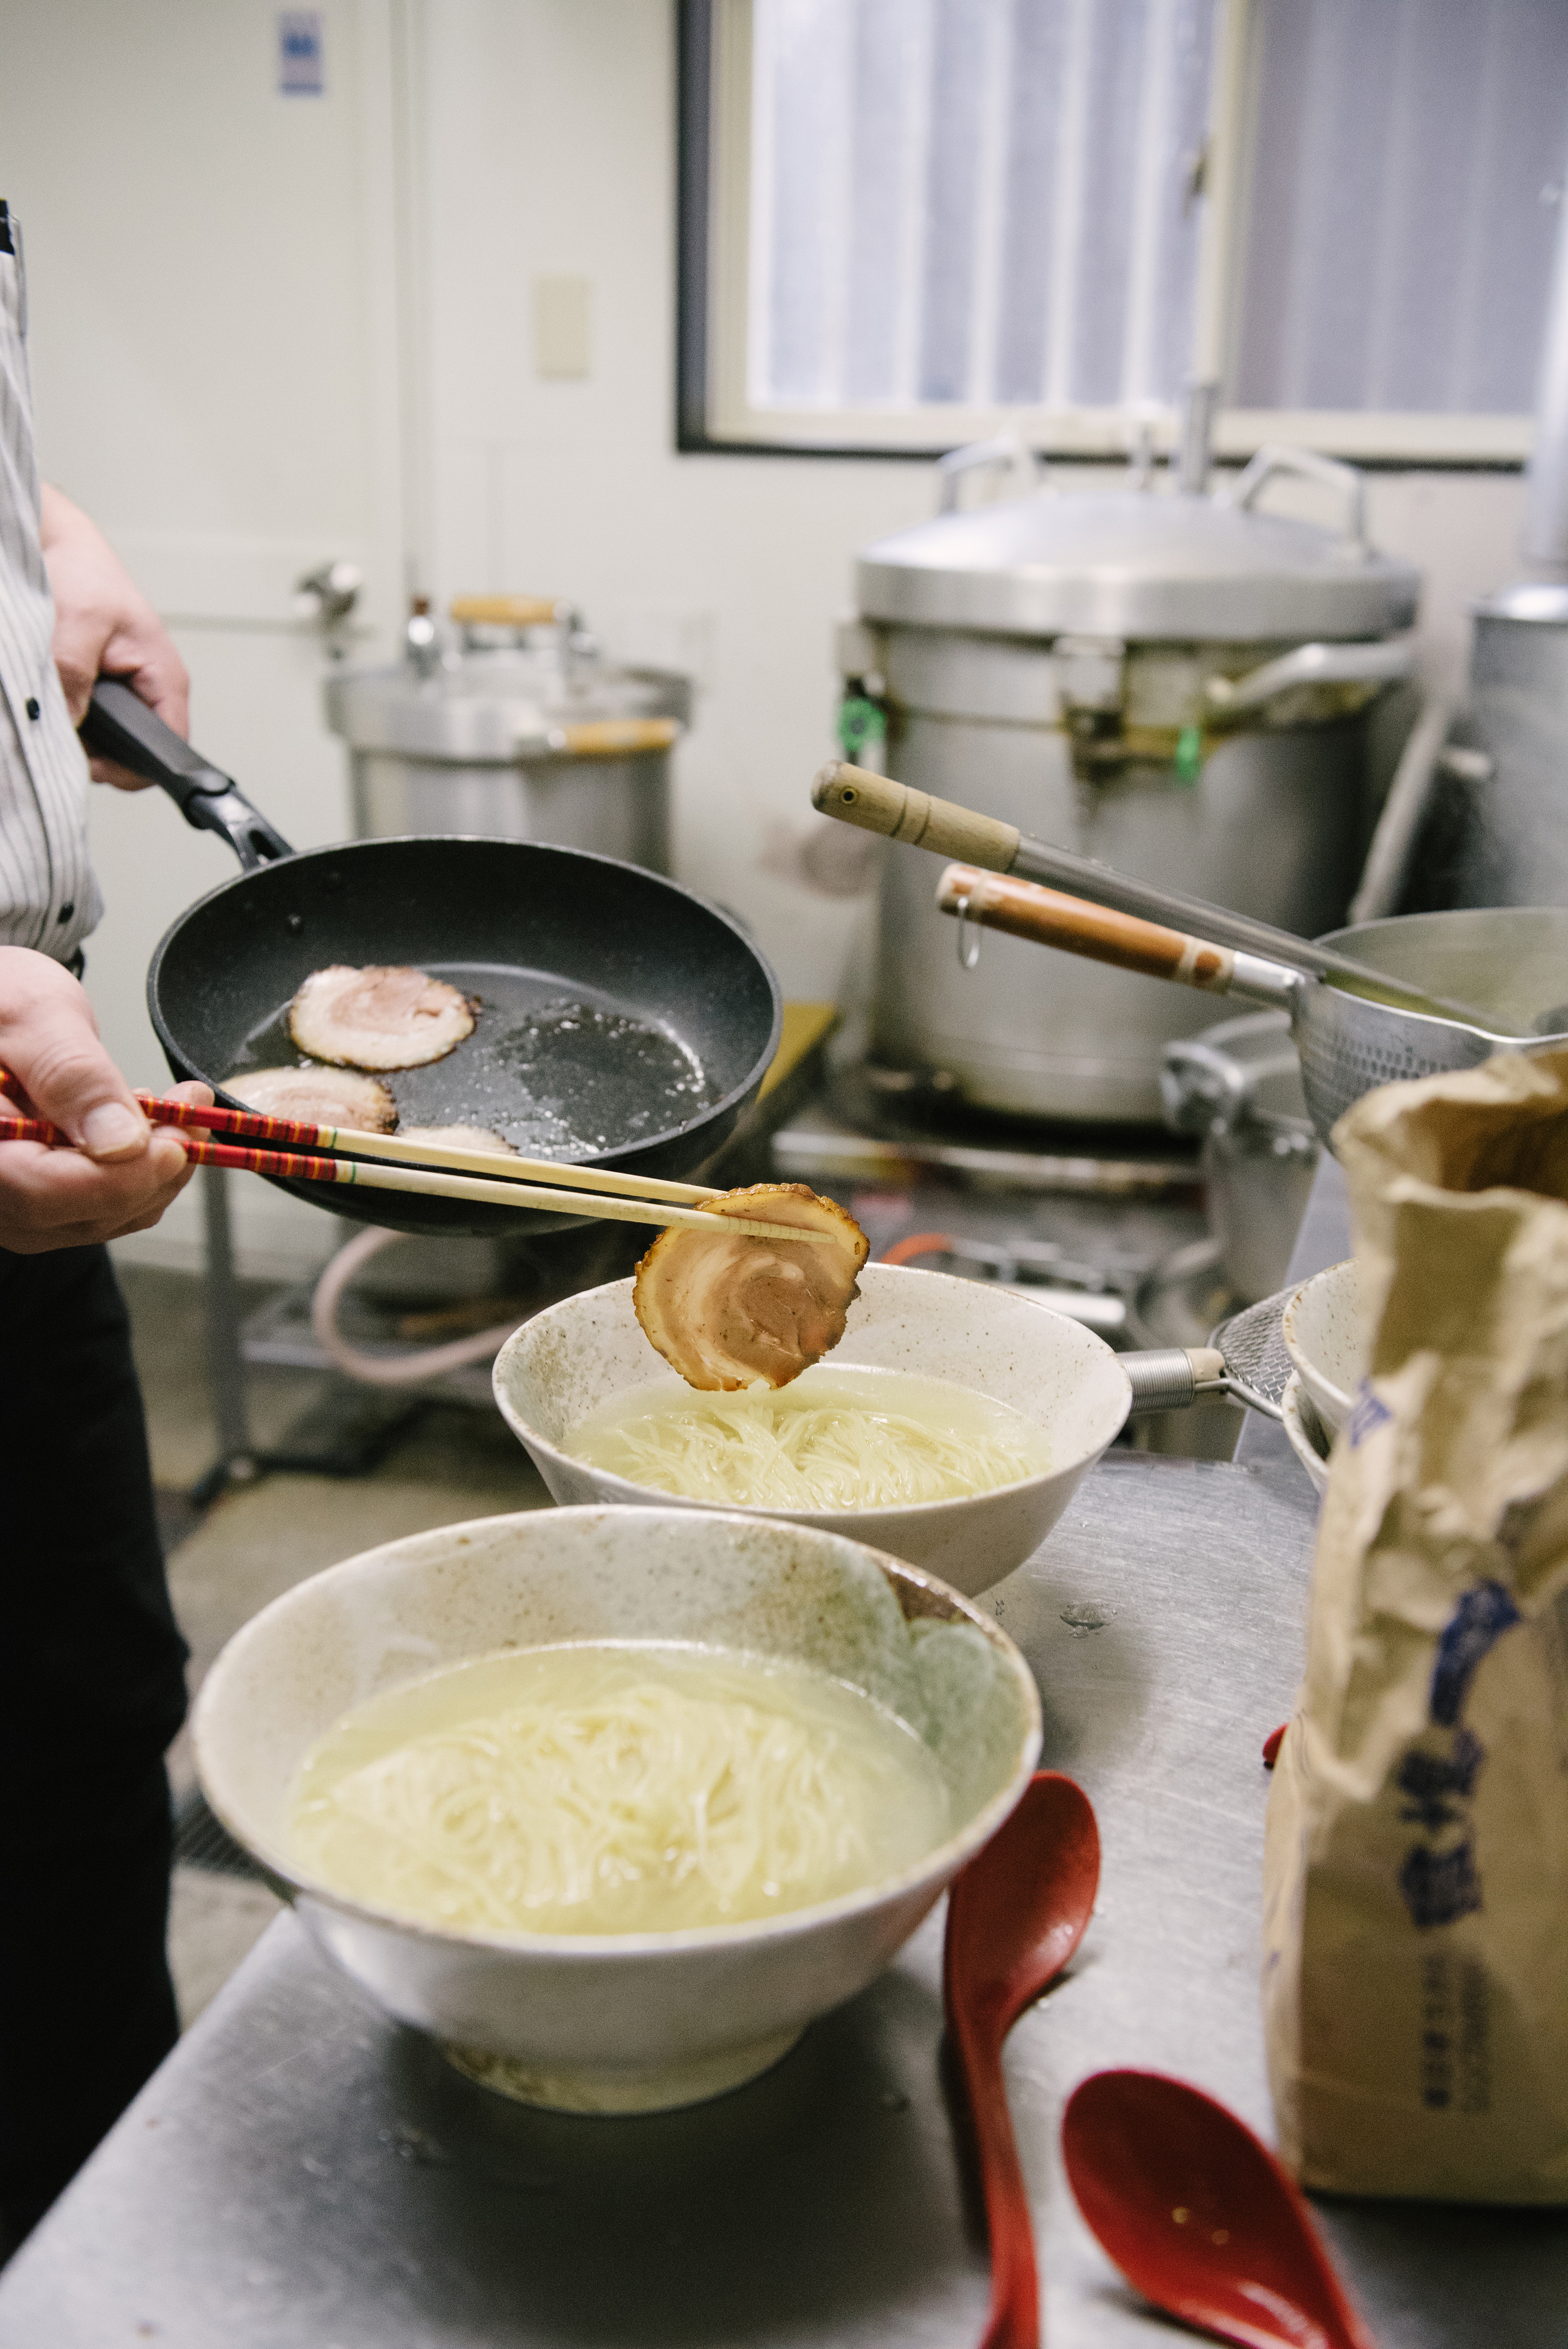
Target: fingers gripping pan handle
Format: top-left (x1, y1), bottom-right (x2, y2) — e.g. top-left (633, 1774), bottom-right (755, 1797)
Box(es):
top-left (82, 681), bottom-right (295, 871)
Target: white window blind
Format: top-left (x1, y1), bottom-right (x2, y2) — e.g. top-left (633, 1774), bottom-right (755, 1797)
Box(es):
top-left (710, 0), bottom-right (1568, 457)
top-left (1233, 0), bottom-right (1568, 416)
top-left (748, 0), bottom-right (1217, 412)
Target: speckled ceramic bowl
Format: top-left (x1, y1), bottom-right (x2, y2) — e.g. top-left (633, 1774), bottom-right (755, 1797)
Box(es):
top-left (1281, 1372), bottom-right (1331, 1495)
top-left (193, 1505), bottom-right (1041, 2116)
top-left (1282, 1258), bottom-right (1361, 1435)
top-left (491, 1263), bottom-right (1132, 1598)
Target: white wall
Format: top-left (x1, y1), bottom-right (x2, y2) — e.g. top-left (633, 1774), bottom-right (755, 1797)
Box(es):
top-left (1, 0), bottom-right (1538, 1274)
top-left (1, 0), bottom-right (403, 1273)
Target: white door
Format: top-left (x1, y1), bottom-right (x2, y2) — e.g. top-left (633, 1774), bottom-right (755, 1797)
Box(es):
top-left (0, 0), bottom-right (410, 1272)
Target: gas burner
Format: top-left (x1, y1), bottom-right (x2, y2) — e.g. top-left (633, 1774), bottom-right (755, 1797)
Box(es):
top-left (765, 1055), bottom-right (1211, 1369)
top-left (877, 1229), bottom-right (1128, 1337)
top-left (775, 1063), bottom-right (1200, 1202)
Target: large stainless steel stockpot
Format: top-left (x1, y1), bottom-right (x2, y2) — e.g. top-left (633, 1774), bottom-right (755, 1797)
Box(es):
top-left (1384, 189), bottom-right (1568, 920)
top-left (848, 435), bottom-right (1421, 1124)
top-left (326, 597), bottom-right (689, 872)
top-left (1417, 583), bottom-right (1568, 911)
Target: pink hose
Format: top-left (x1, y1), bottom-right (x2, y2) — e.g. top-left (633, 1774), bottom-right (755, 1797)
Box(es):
top-left (309, 1226), bottom-right (527, 1387)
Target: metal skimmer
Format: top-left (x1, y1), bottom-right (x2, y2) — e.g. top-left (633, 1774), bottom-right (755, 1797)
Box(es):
top-left (1122, 1282), bottom-right (1296, 1423)
top-left (1207, 1286), bottom-right (1299, 1417)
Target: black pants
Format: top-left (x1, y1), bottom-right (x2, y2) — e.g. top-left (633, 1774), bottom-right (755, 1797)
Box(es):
top-left (0, 1245), bottom-right (189, 2251)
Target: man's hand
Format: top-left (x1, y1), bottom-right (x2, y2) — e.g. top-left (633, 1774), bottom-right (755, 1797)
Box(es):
top-left (40, 485), bottom-right (191, 784)
top-left (0, 948), bottom-right (210, 1253)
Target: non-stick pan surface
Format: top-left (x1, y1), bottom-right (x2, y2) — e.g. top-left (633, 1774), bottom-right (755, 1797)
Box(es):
top-left (82, 686), bottom-right (781, 1239)
top-left (149, 837), bottom-right (780, 1236)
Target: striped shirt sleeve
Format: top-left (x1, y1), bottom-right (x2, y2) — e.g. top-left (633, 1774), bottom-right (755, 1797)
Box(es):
top-left (0, 202), bottom-right (103, 963)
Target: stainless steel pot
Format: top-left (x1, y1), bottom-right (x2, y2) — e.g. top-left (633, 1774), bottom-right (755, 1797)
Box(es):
top-left (1419, 584), bottom-right (1568, 910)
top-left (326, 597), bottom-right (689, 872)
top-left (848, 423), bottom-right (1420, 1124)
top-left (1161, 1010), bottom-right (1318, 1305)
top-left (1402, 186), bottom-right (1568, 915)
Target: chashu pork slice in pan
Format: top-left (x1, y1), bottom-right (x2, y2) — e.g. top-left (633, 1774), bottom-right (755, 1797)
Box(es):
top-left (289, 965), bottom-right (477, 1071)
top-left (634, 1183), bottom-right (869, 1391)
top-left (225, 1065), bottom-right (397, 1132)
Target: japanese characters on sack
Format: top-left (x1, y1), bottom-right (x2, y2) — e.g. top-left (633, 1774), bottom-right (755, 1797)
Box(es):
top-left (1263, 1046), bottom-right (1568, 2202)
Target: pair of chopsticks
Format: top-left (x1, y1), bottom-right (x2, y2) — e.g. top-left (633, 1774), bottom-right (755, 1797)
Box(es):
top-left (0, 1081), bottom-right (820, 1245)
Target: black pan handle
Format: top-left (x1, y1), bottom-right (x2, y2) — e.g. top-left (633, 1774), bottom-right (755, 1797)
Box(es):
top-left (81, 679), bottom-right (295, 872)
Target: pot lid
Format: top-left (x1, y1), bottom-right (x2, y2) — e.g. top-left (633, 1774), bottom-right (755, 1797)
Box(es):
top-left (1471, 580), bottom-right (1568, 625)
top-left (856, 482), bottom-right (1421, 644)
top-left (324, 645), bottom-right (687, 761)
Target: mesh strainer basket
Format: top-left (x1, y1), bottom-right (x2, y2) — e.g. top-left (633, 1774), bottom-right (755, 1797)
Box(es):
top-left (1122, 1283), bottom-right (1298, 1422)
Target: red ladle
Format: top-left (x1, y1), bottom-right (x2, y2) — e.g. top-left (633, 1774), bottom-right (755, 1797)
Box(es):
top-left (943, 1771), bottom-right (1101, 2349)
top-left (1062, 2071), bottom-right (1377, 2348)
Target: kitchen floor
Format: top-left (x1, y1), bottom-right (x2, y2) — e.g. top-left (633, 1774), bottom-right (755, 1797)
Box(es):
top-left (120, 1265), bottom-right (551, 2029)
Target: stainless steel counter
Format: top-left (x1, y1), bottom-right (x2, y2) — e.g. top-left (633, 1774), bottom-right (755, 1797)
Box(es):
top-left (3, 1453), bottom-right (1563, 2345)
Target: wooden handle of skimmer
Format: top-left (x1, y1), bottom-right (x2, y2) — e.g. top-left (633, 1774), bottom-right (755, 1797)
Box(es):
top-left (450, 594), bottom-right (563, 627)
top-left (812, 761), bottom-right (1021, 870)
top-left (936, 865), bottom-right (1237, 992)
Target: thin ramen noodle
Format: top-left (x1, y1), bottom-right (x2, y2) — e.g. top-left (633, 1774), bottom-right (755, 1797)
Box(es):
top-left (288, 1641), bottom-right (950, 1937)
top-left (563, 1366), bottom-right (1051, 1510)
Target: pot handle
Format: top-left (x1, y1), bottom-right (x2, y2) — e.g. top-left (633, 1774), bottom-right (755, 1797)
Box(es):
top-left (448, 593), bottom-right (564, 627)
top-left (1204, 637), bottom-right (1412, 716)
top-left (516, 717), bottom-right (681, 758)
top-left (81, 681), bottom-right (295, 871)
top-left (1221, 442), bottom-right (1370, 550)
top-left (934, 435), bottom-right (1042, 514)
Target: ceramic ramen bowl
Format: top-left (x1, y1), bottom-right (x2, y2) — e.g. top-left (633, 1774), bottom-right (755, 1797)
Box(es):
top-left (1281, 1257), bottom-right (1361, 1436)
top-left (193, 1505), bottom-right (1041, 2116)
top-left (492, 1262), bottom-right (1133, 1597)
top-left (1281, 1372), bottom-right (1331, 1495)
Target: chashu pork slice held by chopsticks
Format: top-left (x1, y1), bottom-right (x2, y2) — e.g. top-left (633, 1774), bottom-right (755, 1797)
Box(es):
top-left (289, 965), bottom-right (477, 1072)
top-left (224, 1064), bottom-right (397, 1132)
top-left (634, 1183), bottom-right (869, 1391)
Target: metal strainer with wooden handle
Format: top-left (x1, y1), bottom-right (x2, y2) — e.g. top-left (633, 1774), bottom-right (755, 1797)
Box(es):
top-left (927, 861), bottom-right (1558, 1150)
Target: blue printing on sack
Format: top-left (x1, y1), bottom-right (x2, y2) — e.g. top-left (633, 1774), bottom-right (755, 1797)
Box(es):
top-left (1431, 1583), bottom-right (1520, 1728)
top-left (1348, 1379), bottom-right (1392, 1447)
top-left (1391, 1587), bottom-right (1522, 1931)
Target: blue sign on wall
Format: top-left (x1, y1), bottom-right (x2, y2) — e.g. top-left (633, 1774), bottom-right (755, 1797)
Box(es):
top-left (278, 10), bottom-right (324, 97)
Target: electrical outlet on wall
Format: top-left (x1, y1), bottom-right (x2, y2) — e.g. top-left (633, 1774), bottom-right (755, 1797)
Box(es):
top-left (533, 277), bottom-right (591, 379)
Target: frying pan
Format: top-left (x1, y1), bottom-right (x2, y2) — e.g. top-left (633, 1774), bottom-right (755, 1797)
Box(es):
top-left (931, 865), bottom-right (1568, 1148)
top-left (81, 682), bottom-right (781, 1237)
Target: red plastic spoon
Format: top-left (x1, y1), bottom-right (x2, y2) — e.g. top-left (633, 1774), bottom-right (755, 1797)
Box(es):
top-left (943, 1771), bottom-right (1102, 2349)
top-left (1061, 2070), bottom-right (1377, 2349)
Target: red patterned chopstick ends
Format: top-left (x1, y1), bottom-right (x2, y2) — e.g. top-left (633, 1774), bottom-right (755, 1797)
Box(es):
top-left (175, 1135), bottom-right (350, 1185)
top-left (133, 1091), bottom-right (332, 1150)
top-left (0, 1111), bottom-right (349, 1188)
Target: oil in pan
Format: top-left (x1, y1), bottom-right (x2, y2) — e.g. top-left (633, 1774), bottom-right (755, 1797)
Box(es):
top-left (225, 962), bottom-right (719, 1160)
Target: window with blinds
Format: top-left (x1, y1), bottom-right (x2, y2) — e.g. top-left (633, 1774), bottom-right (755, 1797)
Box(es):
top-left (684, 0), bottom-right (1568, 460)
top-left (749, 0), bottom-right (1216, 413)
top-left (1233, 0), bottom-right (1568, 418)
